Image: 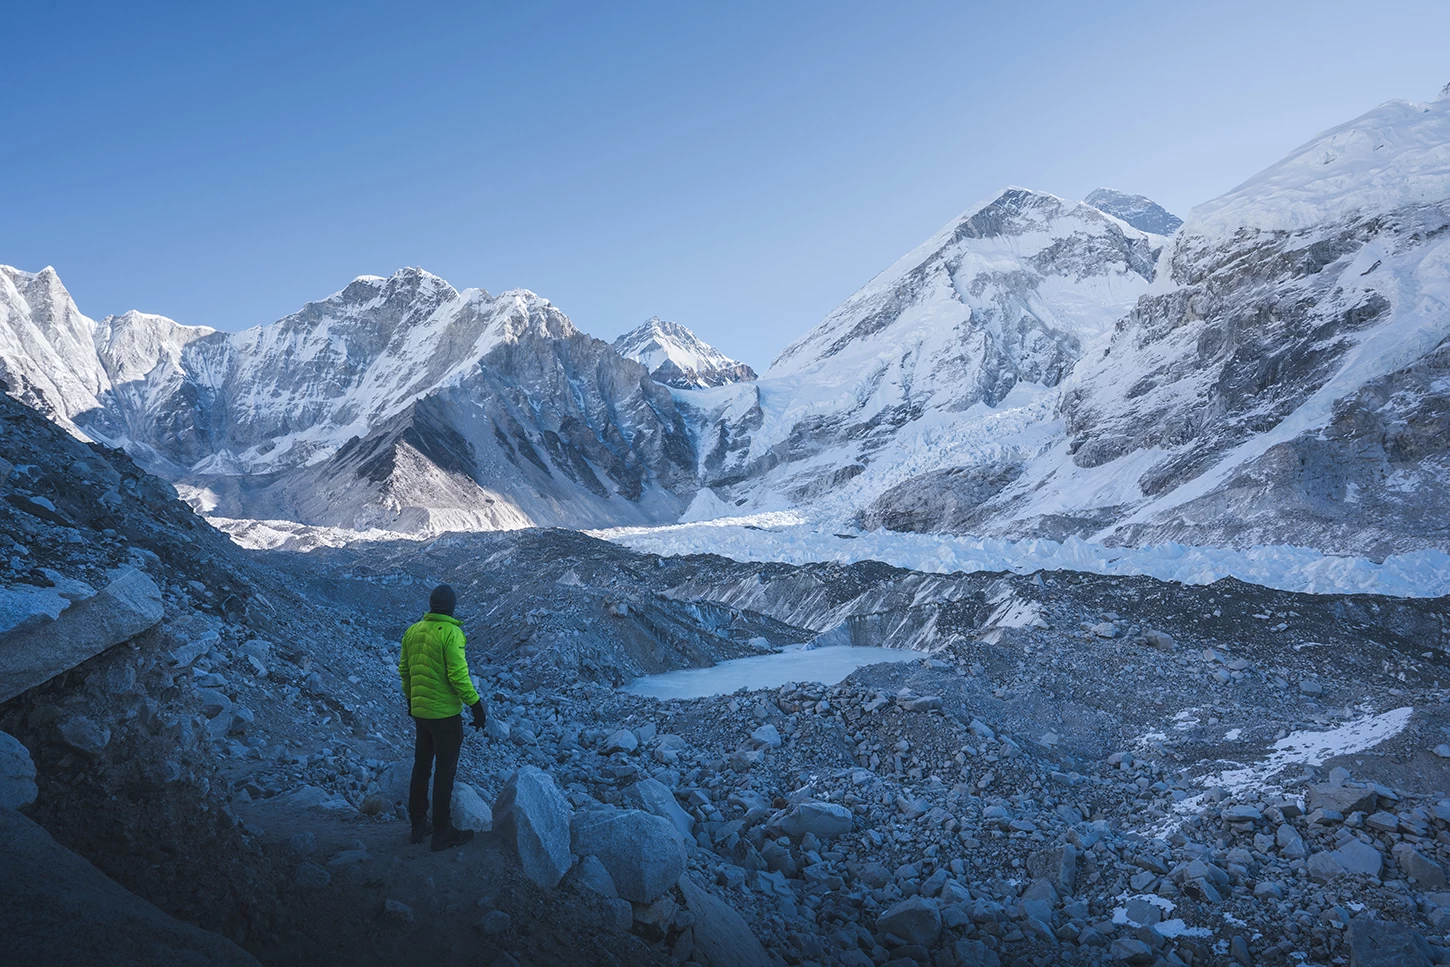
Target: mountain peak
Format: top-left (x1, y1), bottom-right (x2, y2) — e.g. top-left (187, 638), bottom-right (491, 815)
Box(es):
top-left (614, 318), bottom-right (755, 390)
top-left (1084, 188), bottom-right (1184, 235)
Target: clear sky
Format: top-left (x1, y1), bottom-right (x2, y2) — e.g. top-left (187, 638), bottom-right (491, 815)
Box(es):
top-left (3, 1), bottom-right (1447, 369)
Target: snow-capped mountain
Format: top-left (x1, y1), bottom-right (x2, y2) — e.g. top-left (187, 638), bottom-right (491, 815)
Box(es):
top-left (864, 96), bottom-right (1450, 558)
top-left (0, 267), bottom-right (698, 533)
top-left (612, 317), bottom-right (756, 389)
top-left (681, 187), bottom-right (1167, 514)
top-left (1084, 188), bottom-right (1184, 236)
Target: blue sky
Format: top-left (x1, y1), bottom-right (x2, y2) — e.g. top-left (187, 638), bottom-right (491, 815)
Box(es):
top-left (3, 1), bottom-right (1447, 368)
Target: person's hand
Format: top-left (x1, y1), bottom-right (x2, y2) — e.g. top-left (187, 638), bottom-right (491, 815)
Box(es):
top-left (469, 701), bottom-right (487, 731)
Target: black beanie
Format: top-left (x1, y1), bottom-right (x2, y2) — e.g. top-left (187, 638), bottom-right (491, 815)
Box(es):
top-left (429, 584), bottom-right (456, 616)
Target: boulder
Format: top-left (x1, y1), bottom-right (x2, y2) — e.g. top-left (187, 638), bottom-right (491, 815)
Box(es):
top-left (56, 715), bottom-right (110, 757)
top-left (602, 729), bottom-right (637, 754)
top-left (678, 872), bottom-right (770, 967)
top-left (0, 731), bottom-right (37, 810)
top-left (493, 767), bottom-right (573, 888)
top-left (622, 777), bottom-right (694, 836)
top-left (749, 724), bottom-right (781, 749)
top-left (1393, 844), bottom-right (1447, 888)
top-left (875, 896), bottom-right (942, 946)
top-left (571, 808), bottom-right (686, 903)
top-left (775, 800), bottom-right (852, 840)
top-left (0, 808), bottom-right (259, 965)
top-left (452, 782), bottom-right (493, 832)
top-left (568, 854), bottom-right (618, 897)
top-left (1307, 782), bottom-right (1377, 816)
top-left (1347, 917), bottom-right (1433, 967)
top-left (0, 566), bottom-right (163, 704)
top-left (1027, 843), bottom-right (1077, 895)
top-left (1333, 838), bottom-right (1384, 877)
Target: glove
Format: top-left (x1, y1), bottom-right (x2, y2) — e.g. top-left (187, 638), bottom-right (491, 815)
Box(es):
top-left (469, 701), bottom-right (487, 731)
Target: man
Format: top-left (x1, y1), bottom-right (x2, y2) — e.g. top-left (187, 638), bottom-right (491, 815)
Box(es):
top-left (398, 583), bottom-right (487, 851)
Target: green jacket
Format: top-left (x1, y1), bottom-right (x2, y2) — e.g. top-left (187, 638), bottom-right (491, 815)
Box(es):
top-left (398, 613), bottom-right (481, 718)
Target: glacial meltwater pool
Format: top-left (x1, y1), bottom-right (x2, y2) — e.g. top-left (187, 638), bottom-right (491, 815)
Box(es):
top-left (622, 645), bottom-right (920, 700)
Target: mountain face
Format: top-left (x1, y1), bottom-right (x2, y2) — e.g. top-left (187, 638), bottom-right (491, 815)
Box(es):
top-left (0, 267), bottom-right (698, 533)
top-left (682, 187), bottom-right (1166, 513)
top-left (863, 97), bottom-right (1450, 558)
top-left (1084, 188), bottom-right (1184, 235)
top-left (612, 317), bottom-right (756, 389)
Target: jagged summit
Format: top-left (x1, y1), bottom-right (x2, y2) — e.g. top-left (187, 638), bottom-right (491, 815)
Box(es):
top-left (1084, 187), bottom-right (1184, 235)
top-left (612, 317), bottom-right (755, 389)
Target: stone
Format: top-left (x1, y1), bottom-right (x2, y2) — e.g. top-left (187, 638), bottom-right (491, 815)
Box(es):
top-left (572, 808), bottom-right (685, 903)
top-left (492, 766), bottom-right (573, 888)
top-left (0, 566), bottom-right (164, 704)
top-left (749, 724), bottom-right (781, 749)
top-left (0, 809), bottom-right (260, 965)
top-left (286, 832), bottom-right (317, 857)
top-left (1347, 917), bottom-right (1433, 967)
top-left (56, 716), bottom-right (110, 757)
top-left (1090, 622), bottom-right (1117, 639)
top-left (293, 862), bottom-right (330, 889)
top-left (678, 873), bottom-right (770, 967)
top-left (1143, 630), bottom-right (1176, 651)
top-left (1300, 680), bottom-right (1324, 696)
top-left (1027, 844), bottom-right (1077, 895)
top-left (1307, 783), bottom-right (1377, 816)
top-left (0, 730), bottom-right (38, 810)
top-left (1394, 844), bottom-right (1447, 887)
top-left (1308, 851), bottom-right (1345, 881)
top-left (875, 896), bottom-right (942, 947)
top-left (1333, 838), bottom-right (1384, 877)
top-left (476, 910), bottom-right (510, 936)
top-left (603, 728), bottom-right (637, 754)
top-left (775, 800), bottom-right (853, 840)
top-left (899, 695), bottom-right (943, 712)
top-left (381, 899), bottom-right (414, 925)
top-left (485, 717), bottom-right (511, 742)
top-left (358, 793), bottom-right (387, 817)
top-left (570, 854), bottom-right (618, 897)
top-left (1433, 745), bottom-right (1450, 759)
top-left (1110, 938), bottom-right (1155, 965)
top-left (1367, 810), bottom-right (1401, 832)
top-left (452, 782), bottom-right (493, 832)
top-left (622, 777), bottom-right (693, 836)
top-left (1276, 823), bottom-right (1306, 859)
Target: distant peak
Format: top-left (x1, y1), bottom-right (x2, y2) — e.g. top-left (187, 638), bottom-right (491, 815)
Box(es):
top-left (1084, 188), bottom-right (1184, 236)
top-left (614, 318), bottom-right (755, 389)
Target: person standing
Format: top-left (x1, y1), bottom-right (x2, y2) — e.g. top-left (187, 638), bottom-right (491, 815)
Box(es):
top-left (398, 583), bottom-right (488, 851)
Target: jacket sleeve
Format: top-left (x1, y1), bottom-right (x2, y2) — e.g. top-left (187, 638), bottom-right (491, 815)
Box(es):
top-left (398, 629), bottom-right (412, 702)
top-left (443, 627), bottom-right (481, 707)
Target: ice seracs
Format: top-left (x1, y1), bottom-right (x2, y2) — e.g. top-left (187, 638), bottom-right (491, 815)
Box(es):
top-left (612, 317), bottom-right (755, 389)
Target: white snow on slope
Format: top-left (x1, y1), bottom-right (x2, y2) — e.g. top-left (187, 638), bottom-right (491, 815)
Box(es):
top-left (613, 317), bottom-right (754, 388)
top-left (591, 515), bottom-right (1450, 598)
top-left (1190, 98), bottom-right (1450, 237)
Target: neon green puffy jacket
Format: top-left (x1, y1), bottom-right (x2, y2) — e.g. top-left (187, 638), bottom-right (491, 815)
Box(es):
top-left (398, 613), bottom-right (481, 718)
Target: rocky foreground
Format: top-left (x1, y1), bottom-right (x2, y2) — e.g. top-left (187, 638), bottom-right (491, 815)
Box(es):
top-left (4, 382), bottom-right (1450, 967)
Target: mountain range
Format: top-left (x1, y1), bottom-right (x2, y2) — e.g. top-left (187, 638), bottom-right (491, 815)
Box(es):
top-left (3, 93), bottom-right (1448, 557)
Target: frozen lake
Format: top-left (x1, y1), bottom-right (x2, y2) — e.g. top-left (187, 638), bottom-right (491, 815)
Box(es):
top-left (623, 645), bottom-right (920, 700)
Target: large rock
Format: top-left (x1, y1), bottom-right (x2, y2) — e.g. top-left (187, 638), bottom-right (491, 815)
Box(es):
top-left (452, 782), bottom-right (493, 832)
top-left (492, 766), bottom-right (573, 888)
top-left (1347, 917), bottom-right (1433, 967)
top-left (0, 808), bottom-right (260, 965)
top-left (1334, 838), bottom-right (1384, 877)
top-left (0, 567), bottom-right (163, 704)
top-left (875, 896), bottom-right (942, 946)
top-left (1306, 783), bottom-right (1377, 816)
top-left (1394, 844), bottom-right (1448, 888)
top-left (775, 800), bottom-right (853, 840)
top-left (678, 872), bottom-right (769, 967)
top-left (0, 731), bottom-right (37, 809)
top-left (622, 777), bottom-right (694, 836)
top-left (570, 807), bottom-right (686, 903)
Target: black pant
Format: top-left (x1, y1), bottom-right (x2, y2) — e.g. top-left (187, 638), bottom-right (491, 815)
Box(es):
top-left (409, 714), bottom-right (463, 832)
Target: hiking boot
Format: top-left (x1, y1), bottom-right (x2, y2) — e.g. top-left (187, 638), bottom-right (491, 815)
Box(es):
top-left (430, 826), bottom-right (474, 852)
top-left (410, 821), bottom-right (433, 844)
